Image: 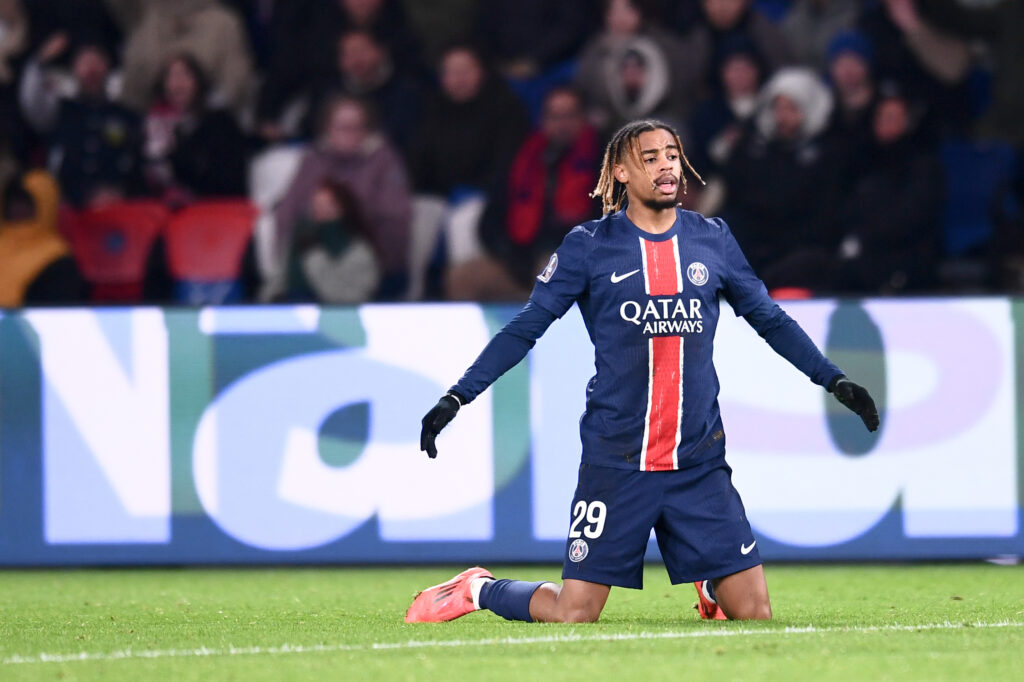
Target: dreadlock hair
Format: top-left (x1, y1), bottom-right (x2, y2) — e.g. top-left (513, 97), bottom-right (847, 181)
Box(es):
top-left (590, 119), bottom-right (703, 215)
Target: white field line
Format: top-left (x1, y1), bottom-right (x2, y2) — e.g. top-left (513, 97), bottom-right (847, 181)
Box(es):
top-left (3, 620), bottom-right (1023, 666)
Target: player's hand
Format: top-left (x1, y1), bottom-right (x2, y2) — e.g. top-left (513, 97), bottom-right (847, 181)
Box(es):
top-left (829, 375), bottom-right (879, 432)
top-left (419, 394), bottom-right (461, 459)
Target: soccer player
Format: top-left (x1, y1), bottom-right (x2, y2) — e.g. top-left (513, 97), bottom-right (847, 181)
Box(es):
top-left (405, 118), bottom-right (879, 624)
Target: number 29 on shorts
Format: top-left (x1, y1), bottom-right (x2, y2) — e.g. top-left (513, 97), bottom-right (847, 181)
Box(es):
top-left (568, 500), bottom-right (607, 539)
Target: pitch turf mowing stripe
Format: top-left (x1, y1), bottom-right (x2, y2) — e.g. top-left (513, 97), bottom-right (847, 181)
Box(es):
top-left (4, 620), bottom-right (1023, 666)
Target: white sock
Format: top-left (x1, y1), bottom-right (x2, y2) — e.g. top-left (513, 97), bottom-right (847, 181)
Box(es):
top-left (470, 577), bottom-right (494, 610)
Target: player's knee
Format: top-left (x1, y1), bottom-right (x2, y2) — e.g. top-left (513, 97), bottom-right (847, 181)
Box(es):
top-left (726, 601), bottom-right (772, 621)
top-left (556, 606), bottom-right (601, 623)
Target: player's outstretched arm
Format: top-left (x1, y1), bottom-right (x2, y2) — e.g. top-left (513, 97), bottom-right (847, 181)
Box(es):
top-left (828, 375), bottom-right (880, 432)
top-left (418, 302), bottom-right (558, 459)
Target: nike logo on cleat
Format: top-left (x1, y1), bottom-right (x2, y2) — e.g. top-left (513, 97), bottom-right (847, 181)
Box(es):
top-left (741, 541), bottom-right (757, 555)
top-left (610, 269), bottom-right (640, 284)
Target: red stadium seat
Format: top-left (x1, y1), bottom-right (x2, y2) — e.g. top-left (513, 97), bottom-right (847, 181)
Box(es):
top-left (769, 287), bottom-right (814, 301)
top-left (67, 201), bottom-right (170, 302)
top-left (164, 199), bottom-right (258, 304)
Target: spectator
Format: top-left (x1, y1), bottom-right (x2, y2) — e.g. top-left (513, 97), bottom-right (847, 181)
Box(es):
top-left (257, 0), bottom-right (419, 144)
top-left (302, 29), bottom-right (423, 156)
top-left (274, 96), bottom-right (411, 300)
top-left (476, 0), bottom-right (591, 80)
top-left (119, 0), bottom-right (254, 116)
top-left (0, 0), bottom-right (26, 85)
top-left (679, 0), bottom-right (796, 100)
top-left (144, 53), bottom-right (249, 202)
top-left (823, 31), bottom-right (877, 181)
top-left (0, 0), bottom-right (27, 161)
top-left (400, 0), bottom-right (477, 65)
top-left (721, 67), bottom-right (842, 292)
top-left (20, 38), bottom-right (144, 206)
top-left (689, 36), bottom-right (766, 175)
top-left (0, 170), bottom-right (86, 306)
top-left (833, 84), bottom-right (944, 294)
top-left (284, 179), bottom-right (381, 304)
top-left (23, 0), bottom-right (120, 58)
top-left (449, 87), bottom-right (601, 300)
top-left (921, 0), bottom-right (1024, 147)
top-left (407, 43), bottom-right (528, 300)
top-left (575, 0), bottom-right (693, 135)
top-left (857, 0), bottom-right (971, 137)
top-left (781, 0), bottom-right (859, 70)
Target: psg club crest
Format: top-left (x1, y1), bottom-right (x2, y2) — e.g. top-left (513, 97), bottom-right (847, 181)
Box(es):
top-left (537, 254), bottom-right (558, 283)
top-left (687, 262), bottom-right (709, 286)
top-left (568, 539), bottom-right (589, 562)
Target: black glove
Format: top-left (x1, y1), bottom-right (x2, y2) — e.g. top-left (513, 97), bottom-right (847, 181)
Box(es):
top-left (828, 375), bottom-right (880, 432)
top-left (419, 393), bottom-right (463, 458)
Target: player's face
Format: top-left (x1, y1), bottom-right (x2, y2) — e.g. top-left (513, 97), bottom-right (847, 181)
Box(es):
top-left (616, 128), bottom-right (683, 211)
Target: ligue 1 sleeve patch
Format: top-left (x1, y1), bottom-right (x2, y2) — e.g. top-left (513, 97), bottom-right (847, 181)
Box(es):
top-left (537, 253), bottom-right (559, 283)
top-left (687, 262), bottom-right (709, 286)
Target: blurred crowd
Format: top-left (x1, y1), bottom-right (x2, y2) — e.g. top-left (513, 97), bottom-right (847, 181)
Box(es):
top-left (1, 0), bottom-right (1023, 307)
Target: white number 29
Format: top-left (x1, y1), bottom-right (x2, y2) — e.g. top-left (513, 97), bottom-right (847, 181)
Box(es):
top-left (568, 500), bottom-right (607, 539)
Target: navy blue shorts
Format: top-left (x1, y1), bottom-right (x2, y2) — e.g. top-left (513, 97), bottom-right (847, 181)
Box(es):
top-left (561, 457), bottom-right (762, 589)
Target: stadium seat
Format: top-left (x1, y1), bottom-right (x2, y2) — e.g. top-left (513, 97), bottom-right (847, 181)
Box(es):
top-left (67, 201), bottom-right (170, 302)
top-left (941, 138), bottom-right (1017, 257)
top-left (769, 287), bottom-right (814, 300)
top-left (248, 144), bottom-right (306, 285)
top-left (248, 144), bottom-right (305, 209)
top-left (164, 200), bottom-right (258, 305)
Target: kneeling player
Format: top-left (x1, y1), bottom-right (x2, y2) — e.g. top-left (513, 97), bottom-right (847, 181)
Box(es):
top-left (406, 119), bottom-right (878, 623)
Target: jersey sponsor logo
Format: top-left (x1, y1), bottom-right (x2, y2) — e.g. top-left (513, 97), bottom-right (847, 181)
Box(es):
top-left (687, 262), bottom-right (709, 286)
top-left (619, 298), bottom-right (704, 335)
top-left (568, 538), bottom-right (589, 562)
top-left (610, 269), bottom-right (640, 284)
top-left (537, 253), bottom-right (558, 283)
top-left (741, 540), bottom-right (757, 555)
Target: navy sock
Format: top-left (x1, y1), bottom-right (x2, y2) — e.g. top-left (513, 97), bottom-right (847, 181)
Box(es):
top-left (478, 579), bottom-right (546, 622)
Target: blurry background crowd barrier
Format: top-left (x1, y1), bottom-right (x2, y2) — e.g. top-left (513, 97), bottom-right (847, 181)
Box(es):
top-left (0, 299), bottom-right (1021, 565)
top-left (1, 0), bottom-right (1023, 309)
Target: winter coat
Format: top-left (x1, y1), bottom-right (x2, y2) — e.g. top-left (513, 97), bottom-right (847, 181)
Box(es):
top-left (409, 77), bottom-right (528, 197)
top-left (274, 136), bottom-right (411, 277)
top-left (119, 0), bottom-right (253, 115)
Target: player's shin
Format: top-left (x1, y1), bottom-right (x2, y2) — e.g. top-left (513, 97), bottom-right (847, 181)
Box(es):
top-left (478, 579), bottom-right (550, 622)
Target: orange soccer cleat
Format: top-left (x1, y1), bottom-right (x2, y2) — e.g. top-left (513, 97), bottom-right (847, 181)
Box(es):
top-left (405, 566), bottom-right (494, 623)
top-left (694, 580), bottom-right (728, 620)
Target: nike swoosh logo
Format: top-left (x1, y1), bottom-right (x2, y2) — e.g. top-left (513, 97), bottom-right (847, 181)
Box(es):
top-left (610, 269), bottom-right (640, 284)
top-left (741, 541), bottom-right (757, 555)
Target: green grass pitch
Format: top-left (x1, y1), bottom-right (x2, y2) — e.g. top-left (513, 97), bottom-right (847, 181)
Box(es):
top-left (1, 564), bottom-right (1022, 681)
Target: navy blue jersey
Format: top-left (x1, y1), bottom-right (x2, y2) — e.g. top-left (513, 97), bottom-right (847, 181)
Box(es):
top-left (453, 207), bottom-right (841, 472)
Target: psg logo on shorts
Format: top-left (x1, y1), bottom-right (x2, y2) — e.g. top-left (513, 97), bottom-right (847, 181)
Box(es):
top-left (568, 539), bottom-right (589, 562)
top-left (687, 261), bottom-right (709, 286)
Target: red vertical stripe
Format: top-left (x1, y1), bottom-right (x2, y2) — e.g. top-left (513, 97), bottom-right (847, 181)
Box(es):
top-left (642, 237), bottom-right (681, 296)
top-left (639, 236), bottom-right (684, 471)
top-left (643, 336), bottom-right (683, 471)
